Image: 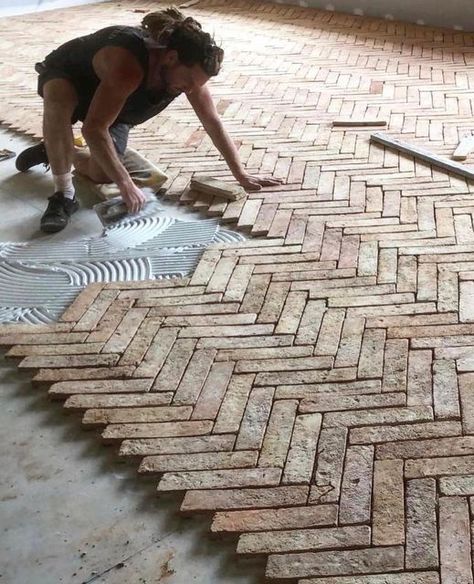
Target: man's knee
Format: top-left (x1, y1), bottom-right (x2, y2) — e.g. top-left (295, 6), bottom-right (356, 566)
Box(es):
top-left (42, 78), bottom-right (78, 117)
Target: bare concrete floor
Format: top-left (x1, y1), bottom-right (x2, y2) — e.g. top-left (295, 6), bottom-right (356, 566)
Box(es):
top-left (0, 133), bottom-right (262, 584)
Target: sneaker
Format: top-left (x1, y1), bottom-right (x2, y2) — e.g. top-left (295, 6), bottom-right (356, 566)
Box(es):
top-left (40, 192), bottom-right (79, 233)
top-left (15, 142), bottom-right (49, 172)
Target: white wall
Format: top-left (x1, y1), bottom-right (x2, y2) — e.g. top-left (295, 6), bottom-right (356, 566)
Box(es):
top-left (271, 0), bottom-right (474, 31)
top-left (0, 0), bottom-right (106, 18)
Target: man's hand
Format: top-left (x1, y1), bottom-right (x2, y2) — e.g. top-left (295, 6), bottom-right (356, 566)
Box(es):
top-left (120, 182), bottom-right (147, 214)
top-left (236, 172), bottom-right (283, 191)
top-left (187, 87), bottom-right (284, 193)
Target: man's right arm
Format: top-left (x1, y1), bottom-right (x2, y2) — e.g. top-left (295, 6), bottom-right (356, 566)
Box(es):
top-left (82, 46), bottom-right (145, 212)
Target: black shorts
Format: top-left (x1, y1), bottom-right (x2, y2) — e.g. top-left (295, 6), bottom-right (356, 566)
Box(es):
top-left (36, 62), bottom-right (130, 156)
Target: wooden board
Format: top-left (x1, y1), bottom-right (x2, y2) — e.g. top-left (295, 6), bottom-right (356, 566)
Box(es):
top-left (370, 132), bottom-right (474, 181)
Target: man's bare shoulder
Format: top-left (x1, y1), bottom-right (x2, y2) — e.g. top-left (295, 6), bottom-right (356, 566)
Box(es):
top-left (92, 45), bottom-right (144, 89)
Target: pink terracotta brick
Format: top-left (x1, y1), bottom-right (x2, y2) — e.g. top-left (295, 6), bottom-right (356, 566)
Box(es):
top-left (211, 505), bottom-right (337, 534)
top-left (266, 546), bottom-right (404, 579)
top-left (181, 486), bottom-right (309, 513)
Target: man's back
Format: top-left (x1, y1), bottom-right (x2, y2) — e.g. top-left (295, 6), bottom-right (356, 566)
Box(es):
top-left (37, 25), bottom-right (177, 125)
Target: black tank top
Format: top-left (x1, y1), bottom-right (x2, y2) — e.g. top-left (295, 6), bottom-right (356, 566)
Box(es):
top-left (42, 25), bottom-right (177, 125)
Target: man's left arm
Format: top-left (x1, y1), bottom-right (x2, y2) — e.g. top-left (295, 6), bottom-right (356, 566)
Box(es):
top-left (187, 85), bottom-right (282, 191)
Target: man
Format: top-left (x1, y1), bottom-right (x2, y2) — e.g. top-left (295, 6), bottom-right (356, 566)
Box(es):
top-left (16, 7), bottom-right (280, 233)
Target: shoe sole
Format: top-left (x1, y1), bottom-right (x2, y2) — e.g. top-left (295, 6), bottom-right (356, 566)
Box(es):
top-left (15, 144), bottom-right (48, 172)
top-left (15, 162), bottom-right (33, 172)
top-left (40, 221), bottom-right (67, 234)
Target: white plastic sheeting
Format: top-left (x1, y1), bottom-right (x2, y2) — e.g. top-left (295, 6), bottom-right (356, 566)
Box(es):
top-left (270, 0), bottom-right (474, 31)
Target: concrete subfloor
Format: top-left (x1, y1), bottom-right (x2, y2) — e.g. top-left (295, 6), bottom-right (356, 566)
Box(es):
top-left (0, 131), bottom-right (262, 583)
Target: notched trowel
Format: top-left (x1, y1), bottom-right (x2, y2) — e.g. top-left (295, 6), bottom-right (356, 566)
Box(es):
top-left (94, 193), bottom-right (162, 227)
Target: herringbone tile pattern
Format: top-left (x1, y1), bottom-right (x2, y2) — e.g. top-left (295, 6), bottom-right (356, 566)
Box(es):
top-left (1, 1), bottom-right (474, 581)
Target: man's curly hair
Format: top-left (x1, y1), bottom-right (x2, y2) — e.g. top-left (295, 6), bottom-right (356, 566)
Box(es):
top-left (141, 7), bottom-right (224, 77)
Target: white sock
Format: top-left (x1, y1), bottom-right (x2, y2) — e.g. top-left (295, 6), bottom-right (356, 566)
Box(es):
top-left (53, 172), bottom-right (75, 199)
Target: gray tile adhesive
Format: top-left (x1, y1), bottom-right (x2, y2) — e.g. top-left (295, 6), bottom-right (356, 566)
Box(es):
top-left (0, 201), bottom-right (245, 324)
